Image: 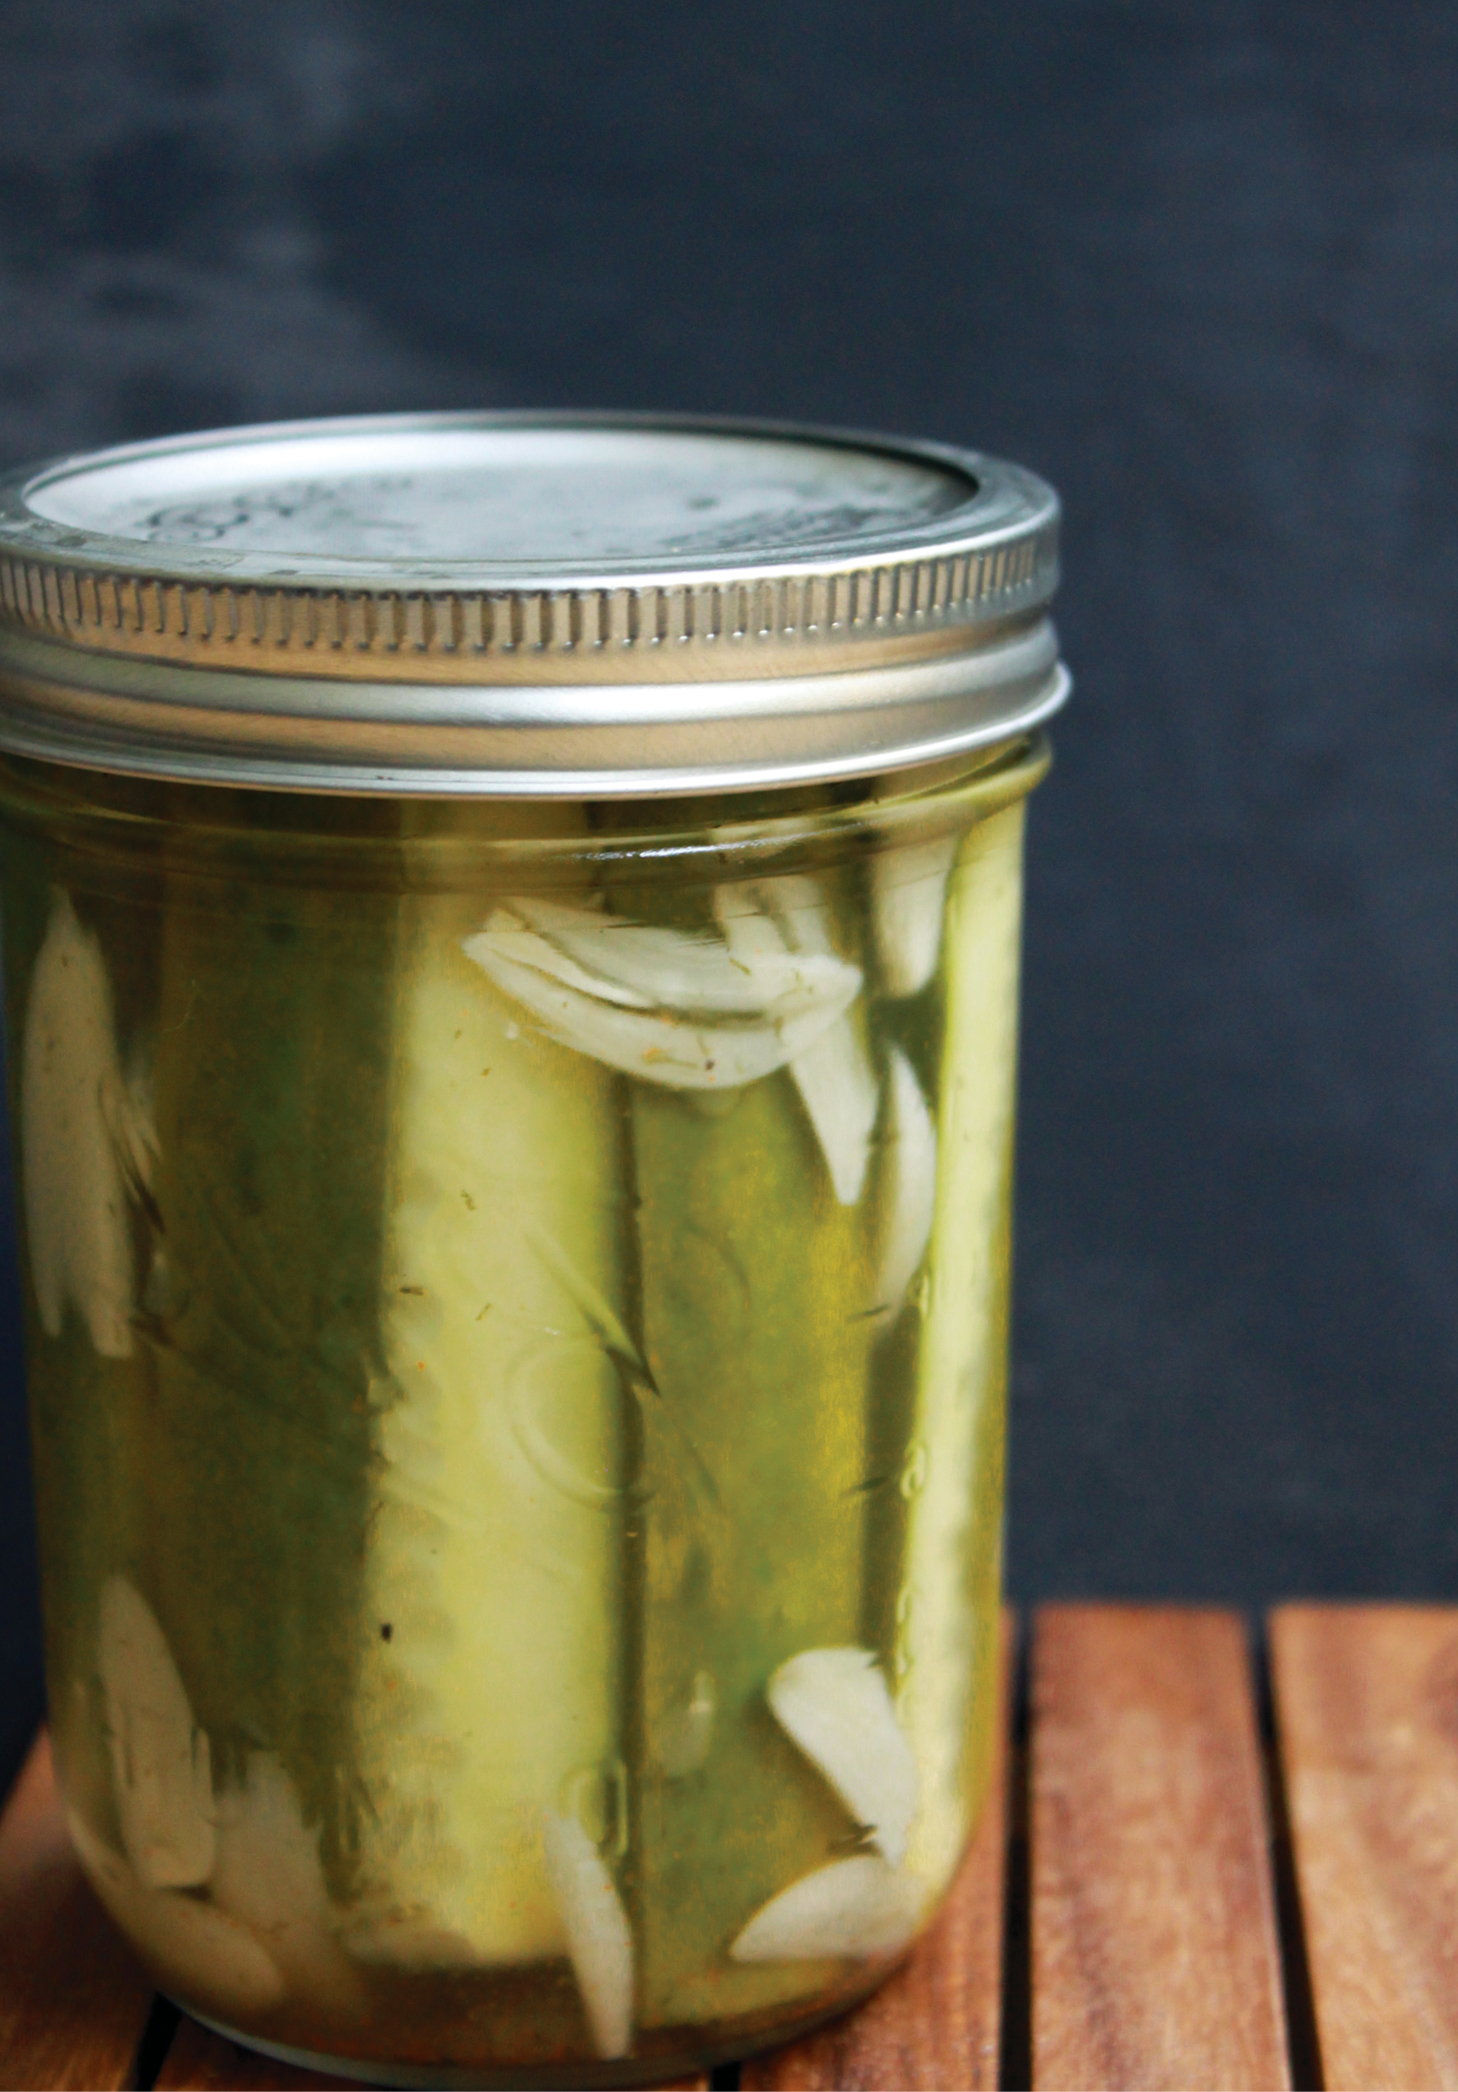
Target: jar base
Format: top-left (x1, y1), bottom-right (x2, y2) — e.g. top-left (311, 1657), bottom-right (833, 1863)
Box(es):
top-left (176, 1976), bottom-right (896, 2090)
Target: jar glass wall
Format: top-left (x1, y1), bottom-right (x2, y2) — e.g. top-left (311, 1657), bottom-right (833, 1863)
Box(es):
top-left (0, 734), bottom-right (1045, 2084)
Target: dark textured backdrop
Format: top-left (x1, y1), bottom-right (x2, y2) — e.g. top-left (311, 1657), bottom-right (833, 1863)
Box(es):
top-left (2, 0), bottom-right (1457, 1793)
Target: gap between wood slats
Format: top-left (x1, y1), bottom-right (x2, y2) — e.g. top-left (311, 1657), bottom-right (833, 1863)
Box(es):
top-left (1030, 1605), bottom-right (1291, 2092)
top-left (0, 1631), bottom-right (1005, 2092)
top-left (1270, 1605), bottom-right (1458, 2092)
top-left (6, 1606), bottom-right (1377, 2092)
top-left (1258, 1662), bottom-right (1322, 2092)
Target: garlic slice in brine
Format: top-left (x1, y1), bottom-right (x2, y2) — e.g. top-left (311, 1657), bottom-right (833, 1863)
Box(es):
top-left (542, 1813), bottom-right (634, 2061)
top-left (715, 880), bottom-right (878, 1205)
top-left (463, 901), bottom-right (860, 1095)
top-left (67, 1807), bottom-right (285, 2016)
top-left (508, 895), bottom-right (848, 1018)
top-left (98, 1576), bottom-right (215, 1890)
top-left (872, 833), bottom-right (958, 998)
top-left (468, 879), bottom-right (881, 1205)
top-left (784, 1017), bottom-right (879, 1206)
top-left (730, 1854), bottom-right (920, 1962)
top-left (876, 1049), bottom-right (938, 1312)
top-left (767, 1647), bottom-right (918, 1867)
top-left (21, 894), bottom-right (138, 1357)
top-left (211, 1753), bottom-right (364, 2016)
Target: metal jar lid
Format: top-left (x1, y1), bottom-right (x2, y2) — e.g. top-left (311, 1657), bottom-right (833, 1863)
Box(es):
top-left (0, 411), bottom-right (1068, 795)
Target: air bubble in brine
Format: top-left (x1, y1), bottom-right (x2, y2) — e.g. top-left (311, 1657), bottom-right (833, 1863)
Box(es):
top-left (655, 1671), bottom-right (717, 1778)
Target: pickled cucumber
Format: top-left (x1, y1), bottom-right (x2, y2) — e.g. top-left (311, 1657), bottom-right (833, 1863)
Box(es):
top-left (451, 870), bottom-right (893, 2034)
top-left (630, 1024), bottom-right (884, 2029)
top-left (350, 891), bottom-right (630, 1978)
top-left (141, 870), bottom-right (394, 1881)
top-left (896, 804), bottom-right (1025, 1885)
top-left (2, 745), bottom-right (1040, 2075)
top-left (13, 883), bottom-right (157, 1786)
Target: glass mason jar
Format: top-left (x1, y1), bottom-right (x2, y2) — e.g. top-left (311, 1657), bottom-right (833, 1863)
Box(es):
top-left (0, 415), bottom-right (1067, 2086)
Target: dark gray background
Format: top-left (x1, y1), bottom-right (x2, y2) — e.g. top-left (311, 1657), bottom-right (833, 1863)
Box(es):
top-left (2, 0), bottom-right (1456, 1795)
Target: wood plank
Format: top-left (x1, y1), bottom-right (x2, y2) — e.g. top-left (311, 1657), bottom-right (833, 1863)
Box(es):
top-left (743, 1614), bottom-right (1012, 2091)
top-left (154, 2015), bottom-right (372, 2089)
top-left (0, 1732), bottom-right (155, 2092)
top-left (1032, 1605), bottom-right (1289, 2091)
top-left (1270, 1603), bottom-right (1458, 2090)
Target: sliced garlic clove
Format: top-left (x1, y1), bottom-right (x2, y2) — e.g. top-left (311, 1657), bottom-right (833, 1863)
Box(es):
top-left (730, 1854), bottom-right (921, 1962)
top-left (710, 884), bottom-right (867, 1025)
top-left (872, 834), bottom-right (959, 998)
top-left (767, 1647), bottom-right (918, 1867)
top-left (745, 872), bottom-right (834, 958)
top-left (67, 1807), bottom-right (285, 2017)
top-left (212, 1753), bottom-right (365, 2016)
top-left (786, 1016), bottom-right (879, 1207)
top-left (510, 896), bottom-right (847, 1018)
top-left (464, 939), bottom-right (776, 1086)
top-left (142, 1889), bottom-right (286, 2017)
top-left (463, 924), bottom-right (856, 1092)
top-left (21, 892), bottom-right (136, 1357)
top-left (876, 1050), bottom-right (938, 1311)
top-left (712, 889), bottom-right (789, 969)
top-left (542, 1813), bottom-right (634, 2060)
top-left (464, 912), bottom-right (656, 1009)
top-left (98, 1577), bottom-right (215, 1890)
top-left (715, 883), bottom-right (876, 1202)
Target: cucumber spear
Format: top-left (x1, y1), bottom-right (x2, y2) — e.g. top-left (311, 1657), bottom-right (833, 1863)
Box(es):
top-left (894, 803), bottom-right (1026, 1891)
top-left (348, 889), bottom-right (632, 1992)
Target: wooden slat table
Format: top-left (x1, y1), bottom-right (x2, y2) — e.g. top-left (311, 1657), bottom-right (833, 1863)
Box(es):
top-left (1032, 1607), bottom-right (1288, 2089)
top-left (6, 1605), bottom-right (1458, 2090)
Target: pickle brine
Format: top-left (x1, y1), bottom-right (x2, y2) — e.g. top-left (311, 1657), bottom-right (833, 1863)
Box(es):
top-left (5, 752), bottom-right (1035, 2077)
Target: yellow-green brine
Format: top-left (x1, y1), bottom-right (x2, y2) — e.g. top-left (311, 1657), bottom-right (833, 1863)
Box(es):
top-left (0, 414), bottom-right (1067, 2085)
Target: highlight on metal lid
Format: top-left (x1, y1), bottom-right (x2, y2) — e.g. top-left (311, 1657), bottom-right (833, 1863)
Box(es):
top-left (0, 412), bottom-right (1069, 795)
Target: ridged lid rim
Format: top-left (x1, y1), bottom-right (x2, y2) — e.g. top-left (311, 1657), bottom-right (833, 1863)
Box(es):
top-left (0, 412), bottom-right (1067, 793)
